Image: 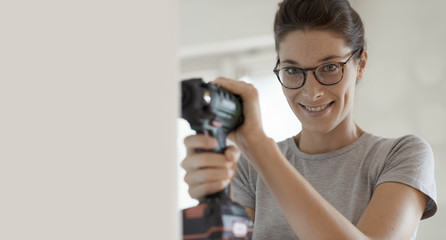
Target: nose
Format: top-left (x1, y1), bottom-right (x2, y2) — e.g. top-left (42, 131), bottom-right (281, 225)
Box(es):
top-left (301, 72), bottom-right (325, 101)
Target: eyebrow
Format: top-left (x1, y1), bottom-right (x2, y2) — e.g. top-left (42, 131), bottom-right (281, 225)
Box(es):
top-left (281, 54), bottom-right (344, 66)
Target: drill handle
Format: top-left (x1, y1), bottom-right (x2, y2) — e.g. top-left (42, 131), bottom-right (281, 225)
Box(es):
top-left (196, 129), bottom-right (231, 201)
top-left (196, 123), bottom-right (228, 153)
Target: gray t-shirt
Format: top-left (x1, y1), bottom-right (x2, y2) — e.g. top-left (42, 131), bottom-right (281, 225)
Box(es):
top-left (232, 132), bottom-right (437, 240)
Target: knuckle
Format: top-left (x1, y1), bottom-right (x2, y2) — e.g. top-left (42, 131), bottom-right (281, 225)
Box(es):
top-left (219, 179), bottom-right (230, 189)
top-left (226, 147), bottom-right (240, 162)
top-left (183, 135), bottom-right (193, 146)
top-left (224, 169), bottom-right (232, 179)
top-left (247, 86), bottom-right (259, 97)
top-left (183, 172), bottom-right (192, 184)
top-left (189, 185), bottom-right (206, 200)
top-left (245, 82), bottom-right (255, 88)
top-left (181, 156), bottom-right (195, 171)
top-left (180, 159), bottom-right (187, 169)
top-left (225, 161), bottom-right (233, 170)
top-left (228, 169), bottom-right (235, 178)
top-left (188, 188), bottom-right (199, 199)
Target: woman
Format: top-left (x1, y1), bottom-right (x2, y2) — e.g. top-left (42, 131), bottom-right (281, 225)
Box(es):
top-left (181, 0), bottom-right (437, 239)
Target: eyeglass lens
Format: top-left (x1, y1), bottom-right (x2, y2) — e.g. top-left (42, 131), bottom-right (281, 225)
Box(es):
top-left (278, 63), bottom-right (343, 88)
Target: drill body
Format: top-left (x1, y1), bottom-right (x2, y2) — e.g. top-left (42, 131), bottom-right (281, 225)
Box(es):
top-left (181, 78), bottom-right (253, 239)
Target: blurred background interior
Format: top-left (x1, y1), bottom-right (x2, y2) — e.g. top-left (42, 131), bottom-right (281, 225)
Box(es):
top-left (177, 1), bottom-right (445, 239)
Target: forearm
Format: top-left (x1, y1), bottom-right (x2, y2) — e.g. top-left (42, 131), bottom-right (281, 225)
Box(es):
top-left (243, 135), bottom-right (368, 240)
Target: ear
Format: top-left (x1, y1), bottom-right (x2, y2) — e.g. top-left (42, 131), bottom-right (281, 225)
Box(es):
top-left (356, 50), bottom-right (368, 81)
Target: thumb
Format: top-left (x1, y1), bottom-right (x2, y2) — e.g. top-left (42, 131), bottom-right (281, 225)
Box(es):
top-left (225, 145), bottom-right (241, 165)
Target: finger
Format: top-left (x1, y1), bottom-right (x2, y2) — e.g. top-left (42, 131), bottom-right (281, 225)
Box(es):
top-left (211, 77), bottom-right (263, 131)
top-left (212, 77), bottom-right (259, 100)
top-left (184, 134), bottom-right (218, 155)
top-left (188, 179), bottom-right (232, 200)
top-left (225, 145), bottom-right (241, 165)
top-left (181, 152), bottom-right (233, 172)
top-left (184, 167), bottom-right (234, 186)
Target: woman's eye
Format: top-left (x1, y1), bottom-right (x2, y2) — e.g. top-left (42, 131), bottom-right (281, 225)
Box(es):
top-left (322, 64), bottom-right (339, 72)
top-left (284, 67), bottom-right (300, 74)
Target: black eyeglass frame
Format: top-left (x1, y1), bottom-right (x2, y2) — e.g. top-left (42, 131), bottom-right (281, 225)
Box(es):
top-left (273, 48), bottom-right (363, 89)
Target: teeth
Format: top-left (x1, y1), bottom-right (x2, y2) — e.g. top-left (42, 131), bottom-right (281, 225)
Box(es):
top-left (305, 103), bottom-right (330, 112)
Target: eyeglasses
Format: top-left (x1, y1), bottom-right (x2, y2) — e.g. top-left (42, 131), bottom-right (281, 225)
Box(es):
top-left (273, 48), bottom-right (362, 89)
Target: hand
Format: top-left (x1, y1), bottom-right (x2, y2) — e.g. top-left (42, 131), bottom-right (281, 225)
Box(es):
top-left (212, 77), bottom-right (267, 152)
top-left (181, 134), bottom-right (240, 201)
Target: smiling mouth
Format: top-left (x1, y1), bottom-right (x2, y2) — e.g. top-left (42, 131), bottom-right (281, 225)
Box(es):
top-left (301, 101), bottom-right (334, 112)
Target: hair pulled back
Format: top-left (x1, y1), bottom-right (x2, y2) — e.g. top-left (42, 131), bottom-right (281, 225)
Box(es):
top-left (274, 0), bottom-right (365, 55)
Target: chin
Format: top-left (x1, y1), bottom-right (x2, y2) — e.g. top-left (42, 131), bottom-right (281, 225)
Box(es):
top-left (302, 124), bottom-right (337, 135)
top-left (299, 112), bottom-right (343, 133)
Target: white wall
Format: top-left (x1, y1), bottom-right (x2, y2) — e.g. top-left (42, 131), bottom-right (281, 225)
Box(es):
top-left (1, 1), bottom-right (179, 240)
top-left (179, 0), bottom-right (279, 48)
top-left (351, 1), bottom-right (446, 239)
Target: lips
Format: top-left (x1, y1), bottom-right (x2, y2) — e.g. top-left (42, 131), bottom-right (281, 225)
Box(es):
top-left (300, 101), bottom-right (334, 115)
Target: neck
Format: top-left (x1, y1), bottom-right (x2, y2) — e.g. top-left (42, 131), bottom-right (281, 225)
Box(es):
top-left (295, 118), bottom-right (364, 155)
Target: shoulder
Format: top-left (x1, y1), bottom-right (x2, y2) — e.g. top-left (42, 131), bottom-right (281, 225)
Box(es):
top-left (393, 134), bottom-right (431, 152)
top-left (277, 137), bottom-right (293, 152)
top-left (364, 133), bottom-right (434, 179)
top-left (356, 133), bottom-right (435, 188)
top-left (378, 134), bottom-right (433, 161)
top-left (276, 136), bottom-right (304, 159)
top-left (363, 133), bottom-right (432, 158)
top-left (370, 134), bottom-right (437, 219)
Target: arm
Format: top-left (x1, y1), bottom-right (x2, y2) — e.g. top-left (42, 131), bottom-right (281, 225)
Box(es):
top-left (247, 135), bottom-right (426, 240)
top-left (214, 77), bottom-right (428, 240)
top-left (357, 182), bottom-right (428, 239)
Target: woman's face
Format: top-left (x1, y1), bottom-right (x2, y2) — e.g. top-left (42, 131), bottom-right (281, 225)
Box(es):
top-left (277, 30), bottom-right (366, 134)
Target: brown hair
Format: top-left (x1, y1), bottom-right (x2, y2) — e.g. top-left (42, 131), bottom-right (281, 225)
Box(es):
top-left (274, 0), bottom-right (365, 56)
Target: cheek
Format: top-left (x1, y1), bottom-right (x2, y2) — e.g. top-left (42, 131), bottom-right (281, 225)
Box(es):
top-left (282, 87), bottom-right (294, 106)
top-left (329, 70), bottom-right (356, 110)
top-left (282, 87), bottom-right (292, 100)
top-left (340, 78), bottom-right (357, 109)
top-left (282, 87), bottom-right (301, 113)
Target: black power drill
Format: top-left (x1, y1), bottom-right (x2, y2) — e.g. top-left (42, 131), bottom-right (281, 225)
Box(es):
top-left (181, 78), bottom-right (254, 240)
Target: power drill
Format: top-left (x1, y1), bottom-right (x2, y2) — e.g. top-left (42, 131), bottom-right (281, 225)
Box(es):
top-left (181, 78), bottom-right (254, 239)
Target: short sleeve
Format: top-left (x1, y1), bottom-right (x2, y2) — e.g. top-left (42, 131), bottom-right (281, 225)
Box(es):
top-left (376, 135), bottom-right (437, 219)
top-left (231, 154), bottom-right (257, 210)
